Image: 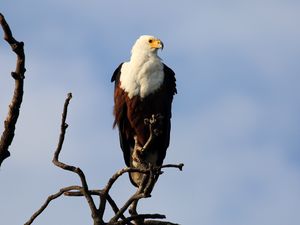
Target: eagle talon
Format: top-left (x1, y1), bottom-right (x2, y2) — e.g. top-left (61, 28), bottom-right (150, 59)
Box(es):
top-left (149, 114), bottom-right (157, 124)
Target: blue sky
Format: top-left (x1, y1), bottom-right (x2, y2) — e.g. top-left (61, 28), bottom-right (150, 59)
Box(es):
top-left (1, 1), bottom-right (300, 225)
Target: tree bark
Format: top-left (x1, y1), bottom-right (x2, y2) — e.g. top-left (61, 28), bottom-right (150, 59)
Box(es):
top-left (0, 13), bottom-right (26, 167)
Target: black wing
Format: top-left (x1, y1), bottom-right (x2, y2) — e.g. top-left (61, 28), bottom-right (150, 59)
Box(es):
top-left (111, 63), bottom-right (123, 85)
top-left (163, 63), bottom-right (177, 96)
top-left (111, 63), bottom-right (133, 167)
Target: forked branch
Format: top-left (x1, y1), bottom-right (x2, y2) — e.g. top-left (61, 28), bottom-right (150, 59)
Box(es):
top-left (25, 94), bottom-right (183, 225)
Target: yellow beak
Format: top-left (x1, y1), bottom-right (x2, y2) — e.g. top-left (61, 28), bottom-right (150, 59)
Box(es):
top-left (150, 39), bottom-right (164, 50)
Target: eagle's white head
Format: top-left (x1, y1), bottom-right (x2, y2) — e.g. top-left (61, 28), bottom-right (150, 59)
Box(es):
top-left (120, 35), bottom-right (165, 99)
top-left (131, 35), bottom-right (164, 57)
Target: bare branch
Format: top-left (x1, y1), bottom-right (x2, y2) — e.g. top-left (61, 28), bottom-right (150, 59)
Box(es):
top-left (24, 186), bottom-right (82, 225)
top-left (0, 13), bottom-right (26, 166)
top-left (160, 163), bottom-right (184, 171)
top-left (25, 95), bottom-right (183, 225)
top-left (64, 190), bottom-right (102, 197)
top-left (25, 93), bottom-right (103, 225)
top-left (110, 170), bottom-right (155, 224)
top-left (144, 221), bottom-right (180, 225)
top-left (64, 190), bottom-right (128, 222)
top-left (114, 214), bottom-right (166, 225)
top-left (51, 93), bottom-right (102, 224)
top-left (98, 166), bottom-right (155, 221)
top-left (52, 93), bottom-right (73, 170)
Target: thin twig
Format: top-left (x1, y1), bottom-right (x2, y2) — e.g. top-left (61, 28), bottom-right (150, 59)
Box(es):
top-left (114, 214), bottom-right (166, 225)
top-left (52, 93), bottom-right (74, 171)
top-left (24, 186), bottom-right (82, 225)
top-left (64, 190), bottom-right (102, 197)
top-left (0, 13), bottom-right (26, 166)
top-left (160, 163), bottom-right (184, 171)
top-left (64, 190), bottom-right (128, 223)
top-left (143, 221), bottom-right (180, 225)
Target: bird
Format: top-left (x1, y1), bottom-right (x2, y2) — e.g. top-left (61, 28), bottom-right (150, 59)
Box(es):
top-left (111, 35), bottom-right (176, 187)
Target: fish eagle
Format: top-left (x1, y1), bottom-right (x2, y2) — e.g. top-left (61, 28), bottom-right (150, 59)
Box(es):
top-left (111, 35), bottom-right (177, 187)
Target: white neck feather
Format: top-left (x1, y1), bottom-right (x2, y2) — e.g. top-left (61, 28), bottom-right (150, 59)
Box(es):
top-left (120, 50), bottom-right (164, 99)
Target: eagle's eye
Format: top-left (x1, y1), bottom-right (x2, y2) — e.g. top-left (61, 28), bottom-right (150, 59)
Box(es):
top-left (148, 39), bottom-right (153, 43)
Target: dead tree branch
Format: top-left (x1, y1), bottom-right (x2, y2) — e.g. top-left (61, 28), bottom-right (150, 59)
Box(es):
top-left (0, 13), bottom-right (26, 167)
top-left (25, 93), bottom-right (183, 225)
top-left (24, 186), bottom-right (82, 225)
top-left (51, 92), bottom-right (101, 225)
